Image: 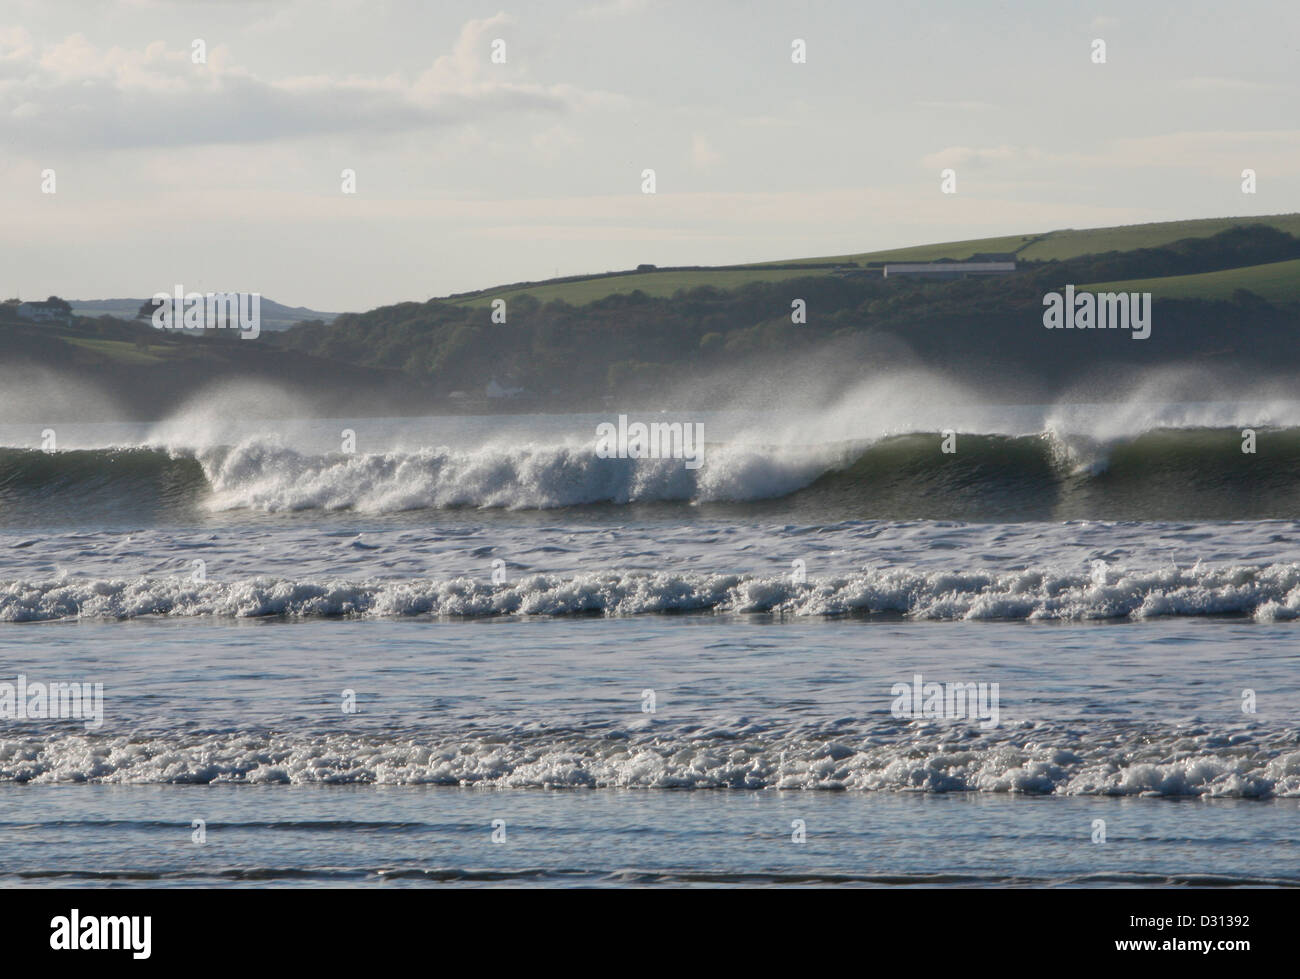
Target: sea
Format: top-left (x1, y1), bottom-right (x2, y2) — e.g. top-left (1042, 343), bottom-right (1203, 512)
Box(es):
top-left (1, 393), bottom-right (1299, 887)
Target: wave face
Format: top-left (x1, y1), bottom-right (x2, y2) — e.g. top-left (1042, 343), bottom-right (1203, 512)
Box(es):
top-left (3, 426), bottom-right (1299, 521)
top-left (6, 562), bottom-right (1300, 621)
top-left (0, 447), bottom-right (207, 521)
top-left (793, 427), bottom-right (1300, 521)
top-left (3, 721), bottom-right (1298, 796)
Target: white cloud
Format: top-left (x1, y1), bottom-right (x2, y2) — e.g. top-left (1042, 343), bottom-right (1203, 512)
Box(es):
top-left (691, 133), bottom-right (721, 169)
top-left (1173, 76), bottom-right (1279, 93)
top-left (916, 100), bottom-right (998, 112)
top-left (578, 0), bottom-right (652, 20)
top-left (922, 133), bottom-right (1300, 178)
top-left (0, 16), bottom-right (612, 151)
top-left (921, 145), bottom-right (1043, 170)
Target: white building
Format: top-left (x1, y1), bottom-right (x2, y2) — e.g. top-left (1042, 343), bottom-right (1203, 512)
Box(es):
top-left (16, 300), bottom-right (71, 323)
top-left (882, 262), bottom-right (1016, 279)
top-left (486, 378), bottom-right (527, 399)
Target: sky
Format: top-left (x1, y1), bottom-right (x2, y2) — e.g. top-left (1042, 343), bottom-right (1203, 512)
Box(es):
top-left (1, 0), bottom-right (1297, 311)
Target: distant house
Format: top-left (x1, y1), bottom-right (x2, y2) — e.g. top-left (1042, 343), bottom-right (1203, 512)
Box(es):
top-left (882, 260), bottom-right (1016, 280)
top-left (486, 378), bottom-right (527, 399)
top-left (636, 263), bottom-right (657, 271)
top-left (16, 300), bottom-right (72, 324)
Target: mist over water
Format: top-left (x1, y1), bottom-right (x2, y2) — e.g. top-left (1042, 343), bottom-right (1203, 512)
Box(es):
top-left (3, 372), bottom-right (1300, 630)
top-left (6, 0), bottom-right (1299, 896)
top-left (2, 367), bottom-right (1300, 522)
top-left (3, 299), bottom-right (1299, 888)
top-left (5, 373), bottom-right (1300, 843)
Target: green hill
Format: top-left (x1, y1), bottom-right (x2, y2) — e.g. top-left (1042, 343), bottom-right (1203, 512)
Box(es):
top-left (1018, 214), bottom-right (1300, 261)
top-left (451, 267), bottom-right (816, 307)
top-left (65, 297), bottom-right (343, 331)
top-left (745, 233), bottom-right (1038, 266)
top-left (444, 213), bottom-right (1300, 308)
top-left (1082, 256), bottom-right (1300, 303)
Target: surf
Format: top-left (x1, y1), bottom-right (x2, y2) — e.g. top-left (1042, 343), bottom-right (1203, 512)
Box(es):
top-left (3, 425), bottom-right (1300, 521)
top-left (4, 559), bottom-right (1300, 622)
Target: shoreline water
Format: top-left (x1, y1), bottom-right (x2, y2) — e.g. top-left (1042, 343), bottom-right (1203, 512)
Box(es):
top-left (3, 784), bottom-right (1296, 889)
top-left (2, 412), bottom-right (1297, 887)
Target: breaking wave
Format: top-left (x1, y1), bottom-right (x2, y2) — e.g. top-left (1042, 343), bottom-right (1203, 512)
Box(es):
top-left (3, 425), bottom-right (1300, 519)
top-left (6, 561), bottom-right (1300, 621)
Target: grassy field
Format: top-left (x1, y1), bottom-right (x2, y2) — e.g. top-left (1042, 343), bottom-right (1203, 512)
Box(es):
top-left (1018, 214), bottom-right (1300, 261)
top-left (776, 215), bottom-right (1300, 265)
top-left (443, 213), bottom-right (1300, 307)
top-left (1081, 256), bottom-right (1300, 303)
top-left (450, 268), bottom-right (829, 307)
top-left (63, 336), bottom-right (173, 365)
top-left (747, 233), bottom-right (1041, 266)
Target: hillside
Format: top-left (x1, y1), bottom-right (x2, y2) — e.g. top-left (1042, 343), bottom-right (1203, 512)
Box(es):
top-left (271, 217), bottom-right (1300, 412)
top-left (1082, 256), bottom-right (1300, 303)
top-left (7, 214), bottom-right (1298, 420)
top-left (65, 298), bottom-right (343, 331)
top-left (446, 213), bottom-right (1300, 308)
top-left (0, 303), bottom-right (423, 421)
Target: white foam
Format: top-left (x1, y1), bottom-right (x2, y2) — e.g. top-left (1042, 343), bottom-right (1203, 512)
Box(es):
top-left (2, 723), bottom-right (1297, 796)
top-left (4, 562), bottom-right (1300, 621)
top-left (191, 437), bottom-right (841, 512)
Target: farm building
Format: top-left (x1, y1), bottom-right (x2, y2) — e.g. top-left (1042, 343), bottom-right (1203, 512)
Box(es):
top-left (882, 260), bottom-right (1016, 280)
top-left (16, 299), bottom-right (72, 323)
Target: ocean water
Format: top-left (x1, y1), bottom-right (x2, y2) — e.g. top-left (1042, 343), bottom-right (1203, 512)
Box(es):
top-left (2, 403), bottom-right (1300, 887)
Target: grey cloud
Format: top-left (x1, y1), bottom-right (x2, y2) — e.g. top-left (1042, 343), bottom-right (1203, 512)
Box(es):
top-left (1, 39), bottom-right (576, 151)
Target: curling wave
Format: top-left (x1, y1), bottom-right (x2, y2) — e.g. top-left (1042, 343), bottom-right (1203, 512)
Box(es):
top-left (3, 425), bottom-right (1300, 519)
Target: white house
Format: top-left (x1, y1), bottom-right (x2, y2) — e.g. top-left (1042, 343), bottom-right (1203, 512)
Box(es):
top-left (882, 262), bottom-right (1016, 280)
top-left (16, 300), bottom-right (71, 323)
top-left (486, 378), bottom-right (527, 399)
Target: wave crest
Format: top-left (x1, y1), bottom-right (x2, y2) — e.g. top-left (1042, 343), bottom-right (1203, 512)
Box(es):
top-left (4, 425), bottom-right (1300, 518)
